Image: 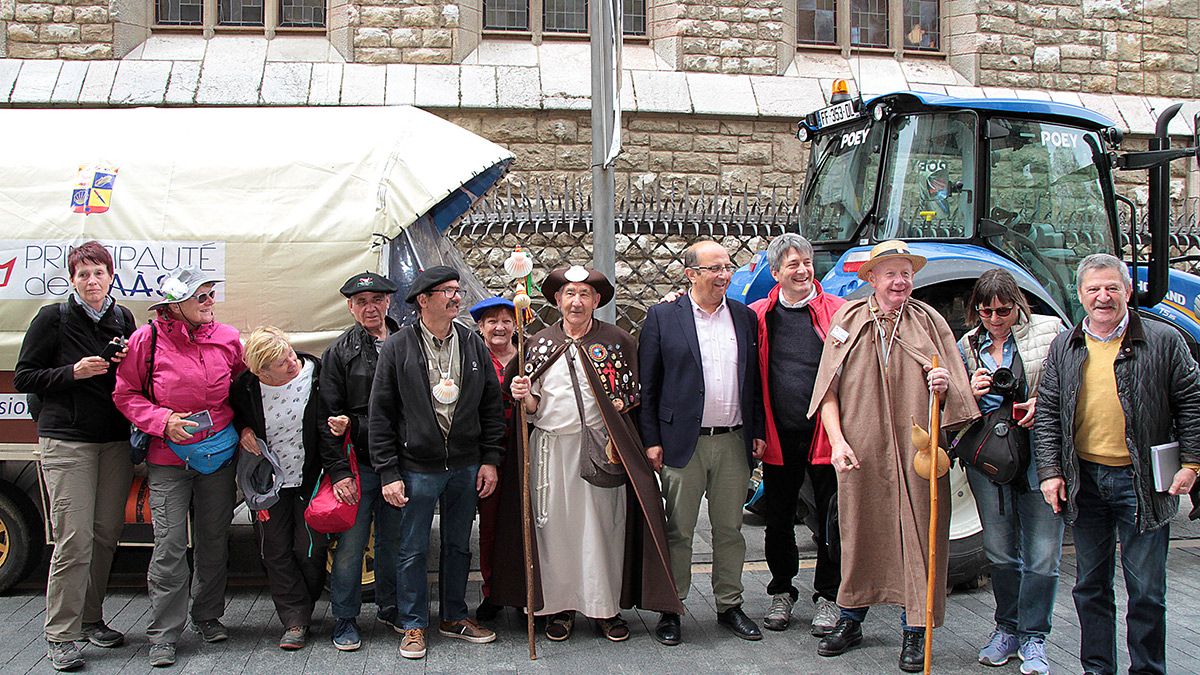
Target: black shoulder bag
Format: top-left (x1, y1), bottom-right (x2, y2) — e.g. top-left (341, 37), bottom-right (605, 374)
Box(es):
top-left (951, 341), bottom-right (1030, 486)
top-left (128, 322), bottom-right (158, 464)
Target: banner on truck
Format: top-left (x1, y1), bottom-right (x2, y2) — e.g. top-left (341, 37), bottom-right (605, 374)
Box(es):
top-left (0, 240), bottom-right (226, 303)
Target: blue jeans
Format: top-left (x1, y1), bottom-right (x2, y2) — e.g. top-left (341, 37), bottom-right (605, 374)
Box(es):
top-left (328, 464), bottom-right (399, 620)
top-left (966, 466), bottom-right (1064, 640)
top-left (391, 465), bottom-right (479, 630)
top-left (1072, 461), bottom-right (1169, 675)
top-left (839, 607), bottom-right (922, 634)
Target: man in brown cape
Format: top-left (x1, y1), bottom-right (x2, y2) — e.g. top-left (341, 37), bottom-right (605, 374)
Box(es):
top-left (808, 241), bottom-right (978, 672)
top-left (491, 265), bottom-right (683, 642)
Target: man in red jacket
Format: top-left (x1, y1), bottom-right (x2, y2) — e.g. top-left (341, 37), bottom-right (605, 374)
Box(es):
top-left (748, 233), bottom-right (845, 635)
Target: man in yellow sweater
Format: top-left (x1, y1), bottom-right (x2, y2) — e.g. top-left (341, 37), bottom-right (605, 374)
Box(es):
top-left (1034, 253), bottom-right (1200, 675)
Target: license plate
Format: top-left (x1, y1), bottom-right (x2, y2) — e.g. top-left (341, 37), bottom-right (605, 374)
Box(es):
top-left (815, 100), bottom-right (857, 129)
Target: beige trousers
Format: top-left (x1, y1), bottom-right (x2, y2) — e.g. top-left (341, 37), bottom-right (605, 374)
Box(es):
top-left (39, 438), bottom-right (133, 642)
top-left (660, 430), bottom-right (752, 613)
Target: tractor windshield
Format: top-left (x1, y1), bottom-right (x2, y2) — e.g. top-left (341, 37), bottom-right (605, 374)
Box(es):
top-left (874, 112), bottom-right (978, 241)
top-left (799, 118), bottom-right (884, 243)
top-left (986, 118), bottom-right (1114, 321)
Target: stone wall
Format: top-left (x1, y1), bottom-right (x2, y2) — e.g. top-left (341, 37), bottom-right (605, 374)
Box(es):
top-left (351, 0), bottom-right (460, 64)
top-left (4, 0), bottom-right (113, 59)
top-left (651, 0), bottom-right (795, 75)
top-left (435, 109), bottom-right (810, 191)
top-left (953, 0), bottom-right (1200, 97)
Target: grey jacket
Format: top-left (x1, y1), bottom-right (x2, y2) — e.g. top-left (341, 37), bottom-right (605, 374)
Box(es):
top-left (1033, 310), bottom-right (1200, 531)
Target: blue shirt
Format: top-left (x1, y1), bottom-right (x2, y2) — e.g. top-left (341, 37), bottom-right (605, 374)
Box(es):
top-left (958, 330), bottom-right (1015, 415)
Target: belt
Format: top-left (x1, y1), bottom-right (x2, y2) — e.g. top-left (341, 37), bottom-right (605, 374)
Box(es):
top-left (699, 424), bottom-right (742, 436)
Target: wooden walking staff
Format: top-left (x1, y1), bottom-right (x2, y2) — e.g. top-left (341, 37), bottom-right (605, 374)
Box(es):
top-left (504, 246), bottom-right (538, 661)
top-left (911, 354), bottom-right (950, 674)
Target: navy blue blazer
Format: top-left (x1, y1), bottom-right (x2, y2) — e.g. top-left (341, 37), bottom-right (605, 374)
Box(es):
top-left (638, 293), bottom-right (764, 469)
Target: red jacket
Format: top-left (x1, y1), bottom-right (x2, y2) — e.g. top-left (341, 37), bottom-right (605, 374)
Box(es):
top-left (749, 282), bottom-right (845, 466)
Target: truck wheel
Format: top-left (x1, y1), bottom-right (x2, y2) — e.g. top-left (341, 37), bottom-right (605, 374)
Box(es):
top-left (325, 522), bottom-right (376, 602)
top-left (0, 489), bottom-right (38, 594)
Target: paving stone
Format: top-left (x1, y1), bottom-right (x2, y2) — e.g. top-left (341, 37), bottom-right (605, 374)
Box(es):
top-left (631, 70), bottom-right (691, 114)
top-left (138, 34), bottom-right (207, 61)
top-left (109, 60), bottom-right (171, 105)
top-left (749, 75), bottom-right (825, 118)
top-left (541, 57), bottom-right (591, 110)
top-left (195, 35), bottom-right (267, 105)
top-left (49, 60), bottom-right (87, 104)
top-left (341, 63), bottom-right (385, 105)
top-left (496, 65), bottom-right (540, 109)
top-left (77, 60), bottom-right (116, 104)
top-left (0, 59), bottom-right (21, 104)
top-left (9, 59), bottom-right (59, 104)
top-left (266, 34), bottom-right (333, 63)
top-left (1113, 93), bottom-right (1158, 136)
top-left (1077, 92), bottom-right (1128, 131)
top-left (460, 64), bottom-right (497, 109)
top-left (384, 63), bottom-right (415, 106)
top-left (470, 39), bottom-right (538, 67)
top-left (307, 62), bottom-right (343, 105)
top-left (414, 63), bottom-right (459, 107)
top-left (687, 72), bottom-right (756, 116)
top-left (260, 61), bottom-right (312, 105)
top-left (164, 61), bottom-right (200, 104)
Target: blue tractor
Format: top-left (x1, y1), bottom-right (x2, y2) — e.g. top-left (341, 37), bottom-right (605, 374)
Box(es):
top-left (732, 87), bottom-right (1200, 586)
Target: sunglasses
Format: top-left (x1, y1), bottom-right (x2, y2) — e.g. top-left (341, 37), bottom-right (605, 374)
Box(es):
top-left (976, 306), bottom-right (1014, 319)
top-left (192, 290), bottom-right (216, 304)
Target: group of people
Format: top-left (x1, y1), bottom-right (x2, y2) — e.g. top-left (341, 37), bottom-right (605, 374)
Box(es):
top-left (14, 236), bottom-right (1199, 675)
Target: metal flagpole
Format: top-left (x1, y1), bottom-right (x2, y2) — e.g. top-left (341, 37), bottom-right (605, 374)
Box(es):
top-left (591, 0), bottom-right (621, 322)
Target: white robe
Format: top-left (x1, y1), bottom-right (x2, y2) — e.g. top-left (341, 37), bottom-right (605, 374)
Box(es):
top-left (529, 345), bottom-right (627, 618)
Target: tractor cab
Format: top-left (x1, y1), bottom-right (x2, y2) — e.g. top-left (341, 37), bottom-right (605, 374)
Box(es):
top-left (793, 89), bottom-right (1130, 324)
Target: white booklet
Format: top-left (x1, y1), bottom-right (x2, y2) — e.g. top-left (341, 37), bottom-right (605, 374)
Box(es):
top-left (1150, 441), bottom-right (1181, 492)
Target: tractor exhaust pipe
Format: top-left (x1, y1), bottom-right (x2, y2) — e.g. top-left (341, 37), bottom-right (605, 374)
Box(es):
top-left (1141, 103), bottom-right (1183, 308)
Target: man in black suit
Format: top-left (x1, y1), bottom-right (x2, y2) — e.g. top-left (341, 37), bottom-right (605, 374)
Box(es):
top-left (640, 240), bottom-right (766, 645)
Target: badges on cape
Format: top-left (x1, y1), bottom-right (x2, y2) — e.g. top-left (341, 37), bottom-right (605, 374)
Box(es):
top-left (71, 163), bottom-right (119, 215)
top-left (589, 344), bottom-right (608, 362)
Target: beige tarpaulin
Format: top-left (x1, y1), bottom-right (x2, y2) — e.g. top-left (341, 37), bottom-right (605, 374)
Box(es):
top-left (0, 106), bottom-right (514, 367)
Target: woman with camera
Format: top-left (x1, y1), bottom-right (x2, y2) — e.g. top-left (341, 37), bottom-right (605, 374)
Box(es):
top-left (113, 267), bottom-right (244, 668)
top-left (956, 269), bottom-right (1064, 675)
top-left (14, 241), bottom-right (136, 672)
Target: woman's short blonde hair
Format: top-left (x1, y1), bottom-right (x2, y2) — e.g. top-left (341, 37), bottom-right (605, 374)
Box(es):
top-left (243, 326), bottom-right (293, 376)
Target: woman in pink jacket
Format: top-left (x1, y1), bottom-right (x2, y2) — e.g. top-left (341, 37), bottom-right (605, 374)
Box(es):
top-left (113, 267), bottom-right (244, 669)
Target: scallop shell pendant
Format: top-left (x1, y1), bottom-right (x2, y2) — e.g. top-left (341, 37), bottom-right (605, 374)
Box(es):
top-left (432, 377), bottom-right (460, 404)
top-left (504, 248), bottom-right (534, 279)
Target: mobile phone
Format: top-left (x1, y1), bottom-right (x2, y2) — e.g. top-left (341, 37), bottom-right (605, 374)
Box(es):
top-left (183, 410), bottom-right (214, 433)
top-left (99, 337), bottom-right (126, 362)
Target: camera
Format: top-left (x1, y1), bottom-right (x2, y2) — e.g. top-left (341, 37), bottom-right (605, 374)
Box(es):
top-left (99, 337), bottom-right (127, 363)
top-left (990, 367), bottom-right (1021, 398)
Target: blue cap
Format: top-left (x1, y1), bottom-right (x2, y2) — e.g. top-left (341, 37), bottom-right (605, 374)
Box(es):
top-left (469, 296), bottom-right (515, 322)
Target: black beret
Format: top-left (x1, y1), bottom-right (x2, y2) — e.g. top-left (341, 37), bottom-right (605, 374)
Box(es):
top-left (340, 271), bottom-right (398, 298)
top-left (405, 265), bottom-right (460, 303)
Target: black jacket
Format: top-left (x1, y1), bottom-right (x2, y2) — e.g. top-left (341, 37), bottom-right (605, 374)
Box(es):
top-left (230, 353), bottom-right (324, 498)
top-left (369, 321), bottom-right (505, 483)
top-left (14, 297), bottom-right (135, 442)
top-left (317, 317), bottom-right (399, 484)
top-left (1034, 311), bottom-right (1200, 531)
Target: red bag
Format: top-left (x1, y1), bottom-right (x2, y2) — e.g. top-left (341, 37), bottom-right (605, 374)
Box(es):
top-left (304, 438), bottom-right (361, 534)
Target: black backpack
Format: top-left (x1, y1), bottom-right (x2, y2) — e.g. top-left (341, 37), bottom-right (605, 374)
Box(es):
top-left (27, 301), bottom-right (130, 423)
top-left (951, 343), bottom-right (1031, 487)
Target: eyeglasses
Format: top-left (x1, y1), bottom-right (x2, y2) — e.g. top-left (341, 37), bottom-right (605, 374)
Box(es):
top-left (192, 291), bottom-right (216, 304)
top-left (689, 264), bottom-right (738, 274)
top-left (428, 288), bottom-right (463, 298)
top-left (976, 306), bottom-right (1014, 319)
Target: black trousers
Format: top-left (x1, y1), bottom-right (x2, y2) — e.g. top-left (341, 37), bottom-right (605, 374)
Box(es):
top-left (762, 428), bottom-right (840, 603)
top-left (253, 487), bottom-right (328, 628)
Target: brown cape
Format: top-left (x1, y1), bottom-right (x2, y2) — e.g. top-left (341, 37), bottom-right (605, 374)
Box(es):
top-left (807, 297), bottom-right (979, 627)
top-left (490, 320), bottom-right (685, 616)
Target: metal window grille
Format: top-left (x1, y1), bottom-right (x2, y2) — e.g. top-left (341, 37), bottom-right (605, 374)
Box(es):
top-left (850, 0), bottom-right (888, 47)
top-left (544, 0), bottom-right (587, 33)
top-left (484, 0), bottom-right (530, 30)
top-left (447, 178), bottom-right (795, 335)
top-left (280, 0), bottom-right (325, 27)
top-left (156, 0), bottom-right (203, 25)
top-left (219, 0), bottom-right (264, 25)
top-left (797, 0), bottom-right (836, 45)
top-left (902, 0), bottom-right (938, 50)
top-left (622, 0), bottom-right (646, 36)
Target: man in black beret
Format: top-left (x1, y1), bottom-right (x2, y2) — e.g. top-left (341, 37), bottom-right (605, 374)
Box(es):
top-left (369, 265), bottom-right (505, 660)
top-left (319, 271), bottom-right (401, 652)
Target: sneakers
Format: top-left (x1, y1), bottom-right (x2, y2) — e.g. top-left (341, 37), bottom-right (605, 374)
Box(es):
top-left (193, 618), bottom-right (229, 643)
top-left (811, 597), bottom-right (839, 637)
top-left (332, 618), bottom-right (362, 651)
top-left (978, 628), bottom-right (1020, 666)
top-left (46, 640), bottom-right (84, 672)
top-left (438, 618), bottom-right (497, 644)
top-left (279, 625), bottom-right (308, 650)
top-left (400, 628), bottom-right (426, 659)
top-left (148, 643), bottom-right (177, 668)
top-left (81, 621), bottom-right (125, 648)
top-left (763, 593), bottom-right (795, 631)
top-left (1019, 636), bottom-right (1051, 675)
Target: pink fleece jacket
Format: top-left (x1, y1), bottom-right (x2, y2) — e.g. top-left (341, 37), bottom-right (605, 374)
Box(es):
top-left (113, 315), bottom-right (244, 467)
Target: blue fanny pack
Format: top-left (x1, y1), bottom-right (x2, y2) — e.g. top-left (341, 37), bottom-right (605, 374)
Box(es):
top-left (167, 423), bottom-right (237, 474)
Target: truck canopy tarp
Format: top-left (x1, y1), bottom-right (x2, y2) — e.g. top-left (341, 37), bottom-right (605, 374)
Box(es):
top-left (0, 106), bottom-right (514, 366)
